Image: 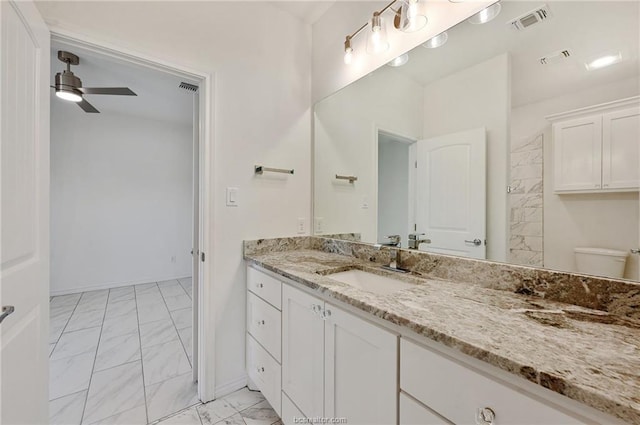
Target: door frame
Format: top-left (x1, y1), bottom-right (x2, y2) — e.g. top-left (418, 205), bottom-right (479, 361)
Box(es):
top-left (374, 125), bottom-right (418, 245)
top-left (48, 28), bottom-right (216, 402)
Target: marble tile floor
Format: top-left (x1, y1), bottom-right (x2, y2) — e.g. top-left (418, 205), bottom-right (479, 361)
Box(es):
top-left (49, 277), bottom-right (208, 424)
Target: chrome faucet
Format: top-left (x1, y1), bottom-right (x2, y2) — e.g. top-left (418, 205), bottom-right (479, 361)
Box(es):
top-left (408, 233), bottom-right (431, 250)
top-left (374, 235), bottom-right (408, 272)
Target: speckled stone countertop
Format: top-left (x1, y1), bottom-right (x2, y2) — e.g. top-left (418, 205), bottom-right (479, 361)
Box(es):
top-left (244, 246), bottom-right (640, 424)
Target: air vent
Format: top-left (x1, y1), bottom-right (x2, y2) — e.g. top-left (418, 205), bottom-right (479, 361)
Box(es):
top-left (179, 82), bottom-right (199, 92)
top-left (510, 4), bottom-right (552, 31)
top-left (539, 50), bottom-right (571, 65)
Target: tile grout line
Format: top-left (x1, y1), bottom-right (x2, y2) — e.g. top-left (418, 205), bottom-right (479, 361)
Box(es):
top-left (50, 293), bottom-right (83, 349)
top-left (135, 282), bottom-right (158, 424)
top-left (78, 288), bottom-right (110, 424)
top-left (157, 280), bottom-right (193, 369)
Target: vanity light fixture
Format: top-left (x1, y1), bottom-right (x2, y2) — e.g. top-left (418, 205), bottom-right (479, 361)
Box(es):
top-left (422, 31), bottom-right (448, 49)
top-left (342, 0), bottom-right (430, 65)
top-left (585, 52), bottom-right (623, 70)
top-left (467, 2), bottom-right (502, 25)
top-left (387, 53), bottom-right (409, 67)
top-left (366, 12), bottom-right (390, 54)
top-left (397, 0), bottom-right (428, 33)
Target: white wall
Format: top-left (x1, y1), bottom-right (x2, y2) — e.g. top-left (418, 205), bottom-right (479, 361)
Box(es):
top-left (314, 67), bottom-right (423, 242)
top-left (50, 105), bottom-right (193, 294)
top-left (36, 1), bottom-right (312, 395)
top-left (511, 77), bottom-right (639, 280)
top-left (422, 54), bottom-right (510, 262)
top-left (378, 136), bottom-right (411, 246)
top-left (311, 0), bottom-right (493, 102)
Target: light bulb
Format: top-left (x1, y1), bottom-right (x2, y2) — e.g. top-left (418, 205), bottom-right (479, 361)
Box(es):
top-left (56, 90), bottom-right (82, 102)
top-left (344, 48), bottom-right (353, 65)
top-left (399, 0), bottom-right (427, 33)
top-left (366, 12), bottom-right (389, 54)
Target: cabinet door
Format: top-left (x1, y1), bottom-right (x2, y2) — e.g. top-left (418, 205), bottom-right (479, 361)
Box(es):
top-left (553, 115), bottom-right (602, 192)
top-left (602, 107), bottom-right (640, 190)
top-left (282, 285), bottom-right (325, 419)
top-left (324, 304), bottom-right (398, 425)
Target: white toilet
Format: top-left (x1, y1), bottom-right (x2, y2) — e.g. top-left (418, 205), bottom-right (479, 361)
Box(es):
top-left (574, 247), bottom-right (628, 279)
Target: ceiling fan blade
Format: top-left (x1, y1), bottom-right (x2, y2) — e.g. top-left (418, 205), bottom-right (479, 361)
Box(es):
top-left (79, 87), bottom-right (137, 96)
top-left (77, 99), bottom-right (99, 113)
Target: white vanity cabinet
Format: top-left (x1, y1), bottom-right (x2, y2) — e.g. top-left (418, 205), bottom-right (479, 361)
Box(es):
top-left (549, 97), bottom-right (639, 193)
top-left (400, 338), bottom-right (584, 425)
top-left (281, 283), bottom-right (398, 425)
top-left (246, 266), bottom-right (282, 415)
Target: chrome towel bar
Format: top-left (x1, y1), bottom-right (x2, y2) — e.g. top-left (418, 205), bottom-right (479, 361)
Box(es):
top-left (336, 174), bottom-right (357, 183)
top-left (255, 165), bottom-right (294, 175)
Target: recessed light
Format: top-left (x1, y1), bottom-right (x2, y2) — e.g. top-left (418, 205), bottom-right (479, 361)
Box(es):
top-left (387, 53), bottom-right (409, 67)
top-left (467, 3), bottom-right (502, 25)
top-left (585, 53), bottom-right (622, 71)
top-left (423, 32), bottom-right (448, 49)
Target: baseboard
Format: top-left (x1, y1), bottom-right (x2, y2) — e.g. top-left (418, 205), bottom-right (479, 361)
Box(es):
top-left (50, 274), bottom-right (192, 296)
top-left (214, 374), bottom-right (248, 400)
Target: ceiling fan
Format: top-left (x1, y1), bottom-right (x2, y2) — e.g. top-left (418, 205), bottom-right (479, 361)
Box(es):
top-left (52, 50), bottom-right (137, 113)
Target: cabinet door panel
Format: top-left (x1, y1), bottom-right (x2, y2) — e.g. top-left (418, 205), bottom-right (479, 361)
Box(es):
top-left (553, 115), bottom-right (602, 192)
top-left (282, 285), bottom-right (324, 418)
top-left (602, 107), bottom-right (640, 190)
top-left (324, 304), bottom-right (397, 425)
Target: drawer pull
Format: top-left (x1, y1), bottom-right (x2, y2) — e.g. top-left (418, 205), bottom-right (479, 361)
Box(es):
top-left (475, 407), bottom-right (495, 425)
top-left (257, 366), bottom-right (265, 373)
top-left (257, 319), bottom-right (265, 326)
top-left (256, 283), bottom-right (264, 288)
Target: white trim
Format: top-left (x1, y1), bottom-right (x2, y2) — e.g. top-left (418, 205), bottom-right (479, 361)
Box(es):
top-left (545, 96), bottom-right (640, 122)
top-left (48, 26), bottom-right (216, 403)
top-left (50, 275), bottom-right (192, 296)
top-left (214, 374), bottom-right (249, 399)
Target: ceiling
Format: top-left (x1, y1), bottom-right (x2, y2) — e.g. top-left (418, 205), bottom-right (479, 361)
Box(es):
top-left (270, 1), bottom-right (336, 25)
top-left (50, 41), bottom-right (196, 125)
top-left (380, 1), bottom-right (640, 107)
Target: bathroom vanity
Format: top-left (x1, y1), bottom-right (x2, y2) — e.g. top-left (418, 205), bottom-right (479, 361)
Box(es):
top-left (244, 237), bottom-right (639, 425)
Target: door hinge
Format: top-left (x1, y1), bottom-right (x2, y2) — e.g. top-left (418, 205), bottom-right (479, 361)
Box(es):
top-left (415, 161), bottom-right (417, 168)
top-left (414, 223), bottom-right (417, 231)
top-left (201, 252), bottom-right (205, 262)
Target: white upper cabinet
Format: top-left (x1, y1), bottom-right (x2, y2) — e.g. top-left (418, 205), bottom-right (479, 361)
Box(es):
top-left (602, 107), bottom-right (640, 190)
top-left (548, 97), bottom-right (640, 194)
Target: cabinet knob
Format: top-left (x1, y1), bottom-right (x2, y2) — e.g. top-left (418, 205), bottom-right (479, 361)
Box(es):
top-left (257, 319), bottom-right (265, 326)
top-left (322, 309), bottom-right (332, 320)
top-left (257, 366), bottom-right (264, 373)
top-left (475, 407), bottom-right (495, 425)
top-left (256, 283), bottom-right (264, 288)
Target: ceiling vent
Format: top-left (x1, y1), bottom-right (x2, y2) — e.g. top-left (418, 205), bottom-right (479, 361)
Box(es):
top-left (179, 82), bottom-right (199, 92)
top-left (510, 4), bottom-right (552, 31)
top-left (539, 50), bottom-right (571, 65)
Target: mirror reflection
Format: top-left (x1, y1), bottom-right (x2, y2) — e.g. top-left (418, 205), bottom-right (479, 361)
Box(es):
top-left (314, 1), bottom-right (639, 281)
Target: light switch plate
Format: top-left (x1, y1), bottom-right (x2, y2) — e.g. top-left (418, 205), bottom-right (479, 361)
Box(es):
top-left (315, 217), bottom-right (324, 233)
top-left (297, 218), bottom-right (306, 234)
top-left (226, 187), bottom-right (239, 207)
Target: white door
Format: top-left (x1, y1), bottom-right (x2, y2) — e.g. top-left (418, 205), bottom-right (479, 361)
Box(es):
top-left (0, 1), bottom-right (50, 424)
top-left (191, 91), bottom-right (200, 383)
top-left (281, 285), bottom-right (324, 419)
top-left (416, 128), bottom-right (486, 259)
top-left (324, 305), bottom-right (397, 425)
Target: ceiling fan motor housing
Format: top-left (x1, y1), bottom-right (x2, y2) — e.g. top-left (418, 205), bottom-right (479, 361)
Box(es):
top-left (55, 70), bottom-right (82, 93)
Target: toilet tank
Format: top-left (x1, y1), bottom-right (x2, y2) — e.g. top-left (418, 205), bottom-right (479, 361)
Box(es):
top-left (574, 247), bottom-right (628, 279)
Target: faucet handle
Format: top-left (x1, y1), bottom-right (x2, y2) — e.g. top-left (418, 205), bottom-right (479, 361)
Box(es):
top-left (386, 235), bottom-right (401, 245)
top-left (408, 233), bottom-right (425, 240)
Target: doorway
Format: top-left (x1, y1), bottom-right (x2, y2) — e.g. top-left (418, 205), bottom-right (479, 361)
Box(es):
top-left (47, 36), bottom-right (208, 424)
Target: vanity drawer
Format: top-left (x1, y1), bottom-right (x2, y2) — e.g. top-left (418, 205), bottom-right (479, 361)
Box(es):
top-left (247, 334), bottom-right (281, 416)
top-left (400, 392), bottom-right (451, 425)
top-left (400, 338), bottom-right (584, 425)
top-left (247, 291), bottom-right (282, 361)
top-left (247, 266), bottom-right (282, 310)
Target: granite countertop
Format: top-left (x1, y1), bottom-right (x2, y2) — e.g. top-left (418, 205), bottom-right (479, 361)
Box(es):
top-left (245, 248), bottom-right (640, 424)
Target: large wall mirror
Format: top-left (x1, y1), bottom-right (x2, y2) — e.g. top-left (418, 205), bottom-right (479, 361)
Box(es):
top-left (314, 1), bottom-right (640, 282)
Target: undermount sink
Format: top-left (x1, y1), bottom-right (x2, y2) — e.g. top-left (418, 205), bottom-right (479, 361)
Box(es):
top-left (326, 269), bottom-right (415, 295)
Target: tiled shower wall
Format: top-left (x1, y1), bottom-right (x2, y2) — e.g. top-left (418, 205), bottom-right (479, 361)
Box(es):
top-left (509, 133), bottom-right (544, 267)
